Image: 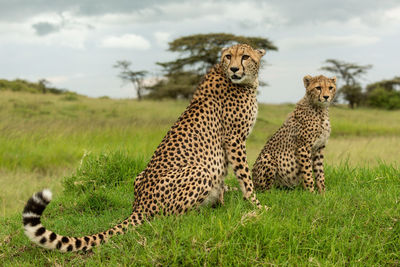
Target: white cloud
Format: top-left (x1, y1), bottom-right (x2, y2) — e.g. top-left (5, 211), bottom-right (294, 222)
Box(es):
top-left (281, 35), bottom-right (380, 50)
top-left (100, 34), bottom-right (151, 49)
top-left (154, 31), bottom-right (171, 46)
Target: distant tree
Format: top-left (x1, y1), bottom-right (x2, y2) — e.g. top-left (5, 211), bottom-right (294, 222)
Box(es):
top-left (340, 84), bottom-right (364, 108)
top-left (366, 76), bottom-right (400, 94)
top-left (38, 79), bottom-right (51, 94)
top-left (114, 60), bottom-right (148, 100)
top-left (146, 71), bottom-right (199, 99)
top-left (320, 59), bottom-right (372, 108)
top-left (366, 87), bottom-right (400, 110)
top-left (365, 77), bottom-right (400, 109)
top-left (158, 33), bottom-right (277, 74)
top-left (146, 33), bottom-right (278, 99)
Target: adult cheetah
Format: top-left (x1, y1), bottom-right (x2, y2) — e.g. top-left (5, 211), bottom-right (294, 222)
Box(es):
top-left (23, 44), bottom-right (266, 252)
top-left (252, 75), bottom-right (336, 193)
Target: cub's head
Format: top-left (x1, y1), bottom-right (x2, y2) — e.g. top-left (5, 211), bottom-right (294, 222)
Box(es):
top-left (220, 44), bottom-right (266, 86)
top-left (303, 75), bottom-right (337, 106)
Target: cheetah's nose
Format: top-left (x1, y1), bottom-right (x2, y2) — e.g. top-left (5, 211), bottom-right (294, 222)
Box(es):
top-left (230, 67), bottom-right (239, 73)
top-left (323, 96), bottom-right (329, 100)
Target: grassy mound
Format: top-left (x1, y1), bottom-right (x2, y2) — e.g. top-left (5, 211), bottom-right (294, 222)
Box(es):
top-left (1, 151), bottom-right (399, 265)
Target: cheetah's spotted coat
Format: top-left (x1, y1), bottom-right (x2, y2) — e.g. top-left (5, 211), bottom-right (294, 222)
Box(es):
top-left (252, 75), bottom-right (337, 193)
top-left (22, 44), bottom-right (266, 252)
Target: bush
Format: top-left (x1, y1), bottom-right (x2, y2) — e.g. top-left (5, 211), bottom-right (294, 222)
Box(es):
top-left (61, 92), bottom-right (79, 101)
top-left (367, 87), bottom-right (400, 110)
top-left (63, 151), bottom-right (147, 194)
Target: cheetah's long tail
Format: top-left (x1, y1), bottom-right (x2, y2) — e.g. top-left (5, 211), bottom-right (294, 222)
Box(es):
top-left (22, 189), bottom-right (143, 252)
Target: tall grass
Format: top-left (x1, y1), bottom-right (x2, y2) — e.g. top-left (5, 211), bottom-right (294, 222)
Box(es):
top-left (0, 152), bottom-right (398, 265)
top-left (0, 91), bottom-right (399, 265)
top-left (1, 92), bottom-right (400, 216)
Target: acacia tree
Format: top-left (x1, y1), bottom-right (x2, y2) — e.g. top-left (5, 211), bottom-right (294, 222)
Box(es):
top-left (320, 59), bottom-right (372, 108)
top-left (114, 60), bottom-right (148, 100)
top-left (38, 79), bottom-right (50, 94)
top-left (146, 33), bottom-right (278, 99)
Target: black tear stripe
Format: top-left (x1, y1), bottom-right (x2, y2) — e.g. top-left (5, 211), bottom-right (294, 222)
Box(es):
top-left (241, 59), bottom-right (246, 74)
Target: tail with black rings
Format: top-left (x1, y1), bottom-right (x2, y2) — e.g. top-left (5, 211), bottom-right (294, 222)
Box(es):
top-left (22, 189), bottom-right (143, 252)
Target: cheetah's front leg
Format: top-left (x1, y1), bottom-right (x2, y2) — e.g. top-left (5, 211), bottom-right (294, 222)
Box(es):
top-left (227, 139), bottom-right (262, 208)
top-left (297, 145), bottom-right (314, 193)
top-left (313, 146), bottom-right (326, 193)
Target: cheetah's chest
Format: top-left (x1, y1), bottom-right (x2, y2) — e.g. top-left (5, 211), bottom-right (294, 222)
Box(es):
top-left (313, 117), bottom-right (330, 151)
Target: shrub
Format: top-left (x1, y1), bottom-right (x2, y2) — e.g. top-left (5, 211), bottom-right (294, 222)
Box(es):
top-left (366, 87), bottom-right (400, 110)
top-left (63, 151), bottom-right (147, 194)
top-left (61, 92), bottom-right (79, 101)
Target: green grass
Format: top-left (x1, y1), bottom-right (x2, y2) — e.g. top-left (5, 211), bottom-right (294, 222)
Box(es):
top-left (1, 152), bottom-right (399, 265)
top-left (0, 91), bottom-right (400, 265)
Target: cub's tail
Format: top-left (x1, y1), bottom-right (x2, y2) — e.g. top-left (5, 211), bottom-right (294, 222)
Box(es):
top-left (22, 190), bottom-right (143, 252)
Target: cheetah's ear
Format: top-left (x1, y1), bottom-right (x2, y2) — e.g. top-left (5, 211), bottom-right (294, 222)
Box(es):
top-left (331, 76), bottom-right (337, 84)
top-left (221, 47), bottom-right (229, 54)
top-left (256, 49), bottom-right (266, 57)
top-left (303, 75), bottom-right (313, 88)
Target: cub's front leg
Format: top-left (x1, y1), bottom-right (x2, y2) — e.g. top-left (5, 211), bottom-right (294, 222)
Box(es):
top-left (226, 138), bottom-right (262, 208)
top-left (297, 145), bottom-right (315, 193)
top-left (312, 146), bottom-right (326, 193)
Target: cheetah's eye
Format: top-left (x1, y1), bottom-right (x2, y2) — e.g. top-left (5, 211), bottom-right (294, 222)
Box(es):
top-left (242, 55), bottom-right (250, 60)
top-left (316, 86), bottom-right (321, 90)
top-left (225, 55), bottom-right (231, 60)
top-left (329, 86), bottom-right (334, 90)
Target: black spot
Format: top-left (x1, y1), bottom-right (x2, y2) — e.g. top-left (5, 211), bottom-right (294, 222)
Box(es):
top-left (98, 234), bottom-right (104, 240)
top-left (61, 236), bottom-right (69, 243)
top-left (49, 232), bottom-right (57, 242)
top-left (75, 239), bottom-right (82, 249)
top-left (67, 245), bottom-right (73, 252)
top-left (39, 237), bottom-right (47, 244)
top-left (56, 241), bottom-right (62, 249)
top-left (84, 236), bottom-right (90, 243)
top-left (35, 227), bottom-right (45, 236)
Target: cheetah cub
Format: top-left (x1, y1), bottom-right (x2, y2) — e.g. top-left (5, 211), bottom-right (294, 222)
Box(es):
top-left (252, 75), bottom-right (336, 193)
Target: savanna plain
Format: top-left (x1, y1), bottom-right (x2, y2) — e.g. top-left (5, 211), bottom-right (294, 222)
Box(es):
top-left (0, 91), bottom-right (399, 266)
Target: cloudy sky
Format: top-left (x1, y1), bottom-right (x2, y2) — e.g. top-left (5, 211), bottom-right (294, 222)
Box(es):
top-left (1, 0), bottom-right (399, 103)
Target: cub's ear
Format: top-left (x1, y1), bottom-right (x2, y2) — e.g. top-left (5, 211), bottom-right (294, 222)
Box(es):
top-left (331, 76), bottom-right (337, 83)
top-left (256, 49), bottom-right (266, 57)
top-left (303, 75), bottom-right (313, 88)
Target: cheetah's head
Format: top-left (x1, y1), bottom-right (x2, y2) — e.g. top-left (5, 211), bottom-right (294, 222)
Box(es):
top-left (303, 75), bottom-right (337, 107)
top-left (220, 44), bottom-right (266, 86)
